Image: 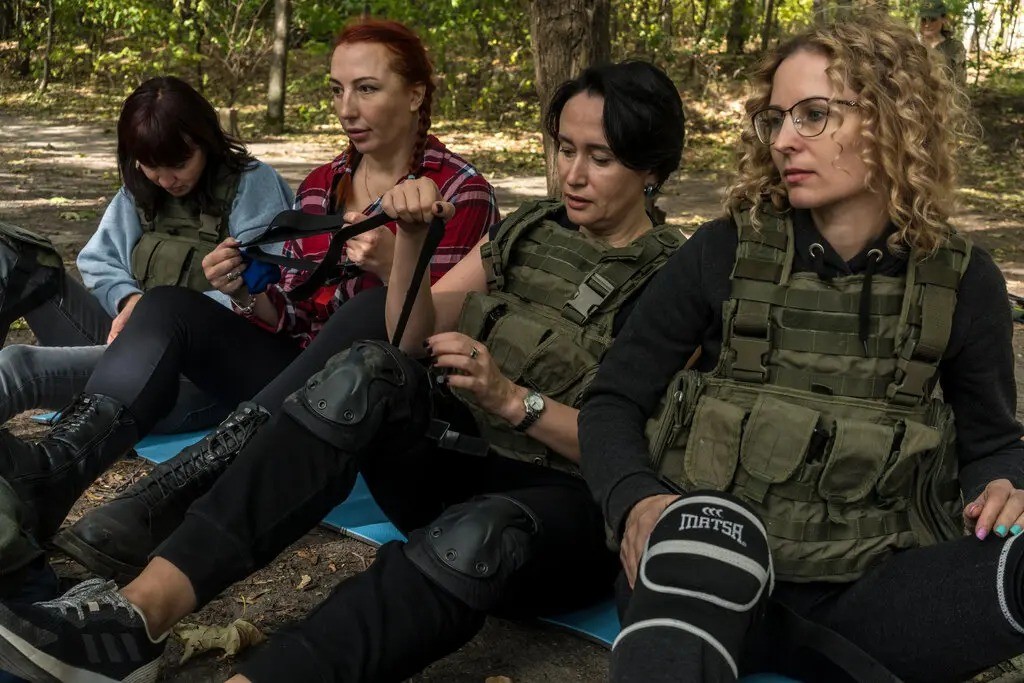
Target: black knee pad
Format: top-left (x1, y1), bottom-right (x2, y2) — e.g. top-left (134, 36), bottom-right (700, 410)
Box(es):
top-left (282, 340), bottom-right (431, 452)
top-left (404, 494), bottom-right (540, 611)
top-left (615, 492), bottom-right (773, 681)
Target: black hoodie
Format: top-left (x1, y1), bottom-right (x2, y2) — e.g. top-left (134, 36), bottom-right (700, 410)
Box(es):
top-left (580, 211), bottom-right (1024, 540)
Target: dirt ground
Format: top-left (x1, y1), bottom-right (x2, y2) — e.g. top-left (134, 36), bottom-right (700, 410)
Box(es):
top-left (1, 113), bottom-right (1023, 682)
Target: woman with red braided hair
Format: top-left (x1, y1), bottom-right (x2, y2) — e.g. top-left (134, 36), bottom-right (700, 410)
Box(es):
top-left (0, 18), bottom-right (497, 582)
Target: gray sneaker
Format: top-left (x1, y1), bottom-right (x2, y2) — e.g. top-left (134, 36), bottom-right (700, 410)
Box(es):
top-left (0, 577), bottom-right (166, 682)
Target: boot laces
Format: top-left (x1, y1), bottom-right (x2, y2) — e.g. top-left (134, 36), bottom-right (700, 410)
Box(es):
top-left (50, 396), bottom-right (100, 441)
top-left (133, 407), bottom-right (268, 509)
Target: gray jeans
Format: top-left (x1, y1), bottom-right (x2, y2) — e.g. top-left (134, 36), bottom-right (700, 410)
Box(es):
top-left (5, 276), bottom-right (228, 434)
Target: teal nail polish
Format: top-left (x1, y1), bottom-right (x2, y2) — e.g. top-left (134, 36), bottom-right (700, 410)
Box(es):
top-left (1012, 525), bottom-right (1023, 536)
top-left (996, 525), bottom-right (1008, 537)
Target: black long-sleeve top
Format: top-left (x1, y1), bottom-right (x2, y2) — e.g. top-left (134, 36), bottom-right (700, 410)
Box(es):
top-left (580, 211), bottom-right (1024, 540)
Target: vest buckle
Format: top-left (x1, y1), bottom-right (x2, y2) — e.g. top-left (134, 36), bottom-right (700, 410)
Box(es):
top-left (730, 335), bottom-right (770, 383)
top-left (563, 270), bottom-right (615, 325)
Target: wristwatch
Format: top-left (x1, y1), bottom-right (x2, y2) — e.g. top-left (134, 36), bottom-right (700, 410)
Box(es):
top-left (513, 390), bottom-right (546, 432)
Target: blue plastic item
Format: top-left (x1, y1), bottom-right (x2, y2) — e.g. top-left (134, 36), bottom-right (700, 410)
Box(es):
top-left (240, 252), bottom-right (281, 294)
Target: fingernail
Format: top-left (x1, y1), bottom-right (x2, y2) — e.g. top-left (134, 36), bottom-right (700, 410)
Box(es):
top-left (1011, 525), bottom-right (1022, 536)
top-left (966, 503), bottom-right (979, 516)
top-left (996, 525), bottom-right (1008, 537)
top-left (976, 527), bottom-right (989, 541)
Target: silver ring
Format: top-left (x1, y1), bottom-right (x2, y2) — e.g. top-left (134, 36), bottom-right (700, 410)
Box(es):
top-left (470, 346), bottom-right (479, 360)
top-left (226, 271), bottom-right (240, 282)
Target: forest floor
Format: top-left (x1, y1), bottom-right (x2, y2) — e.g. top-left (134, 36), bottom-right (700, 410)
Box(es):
top-left (1, 110), bottom-right (1022, 682)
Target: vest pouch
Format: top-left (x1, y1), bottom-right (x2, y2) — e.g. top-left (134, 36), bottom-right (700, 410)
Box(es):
top-left (738, 395), bottom-right (818, 502)
top-left (682, 396), bottom-right (745, 491)
top-left (131, 232), bottom-right (211, 292)
top-left (875, 419), bottom-right (941, 501)
top-left (818, 418), bottom-right (894, 505)
top-left (457, 292), bottom-right (507, 342)
top-left (521, 329), bottom-right (598, 402)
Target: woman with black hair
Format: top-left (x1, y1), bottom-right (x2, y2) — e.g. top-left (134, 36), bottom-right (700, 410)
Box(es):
top-left (0, 75), bottom-right (293, 436)
top-left (0, 59), bottom-right (687, 683)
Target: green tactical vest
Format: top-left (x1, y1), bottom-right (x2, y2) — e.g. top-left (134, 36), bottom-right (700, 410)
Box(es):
top-left (130, 169), bottom-right (240, 293)
top-left (456, 199), bottom-right (685, 473)
top-left (645, 205), bottom-right (971, 582)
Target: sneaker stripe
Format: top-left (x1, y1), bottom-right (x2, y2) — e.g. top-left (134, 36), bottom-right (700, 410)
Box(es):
top-left (82, 634), bottom-right (102, 665)
top-left (0, 620), bottom-right (119, 683)
top-left (100, 634), bottom-right (123, 664)
top-left (120, 634), bottom-right (142, 662)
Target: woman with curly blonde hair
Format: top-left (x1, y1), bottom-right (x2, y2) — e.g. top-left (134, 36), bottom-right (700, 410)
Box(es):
top-left (579, 10), bottom-right (1023, 682)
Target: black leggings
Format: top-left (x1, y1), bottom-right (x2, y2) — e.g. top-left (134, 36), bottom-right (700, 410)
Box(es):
top-left (84, 286), bottom-right (388, 435)
top-left (155, 397), bottom-right (618, 682)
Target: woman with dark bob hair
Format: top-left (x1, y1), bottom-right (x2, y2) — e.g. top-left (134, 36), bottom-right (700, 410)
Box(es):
top-left (580, 11), bottom-right (1023, 683)
top-left (0, 59), bottom-right (686, 683)
top-left (0, 76), bottom-right (292, 437)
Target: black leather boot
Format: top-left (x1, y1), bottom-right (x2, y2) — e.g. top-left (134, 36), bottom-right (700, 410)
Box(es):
top-left (53, 402), bottom-right (270, 583)
top-left (0, 394), bottom-right (138, 541)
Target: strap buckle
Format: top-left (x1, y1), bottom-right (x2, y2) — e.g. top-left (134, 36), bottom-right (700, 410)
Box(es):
top-left (730, 335), bottom-right (771, 383)
top-left (425, 419), bottom-right (490, 457)
top-left (563, 270), bottom-right (615, 324)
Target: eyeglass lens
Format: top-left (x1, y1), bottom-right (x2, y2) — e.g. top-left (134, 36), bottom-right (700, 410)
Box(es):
top-left (754, 98), bottom-right (831, 144)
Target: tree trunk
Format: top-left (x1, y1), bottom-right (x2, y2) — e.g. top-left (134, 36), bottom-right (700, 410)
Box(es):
top-left (760, 0), bottom-right (776, 50)
top-left (266, 0), bottom-right (289, 134)
top-left (37, 0), bottom-right (54, 93)
top-left (529, 0), bottom-right (611, 196)
top-left (726, 0), bottom-right (749, 54)
top-left (0, 0), bottom-right (14, 40)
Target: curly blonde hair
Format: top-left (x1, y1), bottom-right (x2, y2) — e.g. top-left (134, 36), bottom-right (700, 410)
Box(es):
top-left (726, 10), bottom-right (974, 254)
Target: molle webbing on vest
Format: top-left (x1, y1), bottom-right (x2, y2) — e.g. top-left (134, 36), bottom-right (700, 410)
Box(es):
top-left (130, 169), bottom-right (241, 293)
top-left (645, 205), bottom-right (971, 582)
top-left (464, 199), bottom-right (683, 472)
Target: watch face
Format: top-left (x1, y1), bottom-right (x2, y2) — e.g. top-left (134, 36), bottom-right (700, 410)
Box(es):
top-left (525, 392), bottom-right (545, 412)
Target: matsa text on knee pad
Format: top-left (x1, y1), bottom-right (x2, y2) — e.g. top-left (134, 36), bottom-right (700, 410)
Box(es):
top-left (677, 507), bottom-right (748, 547)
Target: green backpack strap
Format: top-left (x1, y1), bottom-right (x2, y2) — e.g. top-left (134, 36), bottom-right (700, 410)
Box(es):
top-left (887, 230), bottom-right (971, 405)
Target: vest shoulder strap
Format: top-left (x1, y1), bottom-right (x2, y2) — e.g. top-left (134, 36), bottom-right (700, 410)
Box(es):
top-left (886, 229), bottom-right (972, 405)
top-left (480, 198), bottom-right (564, 290)
top-left (562, 225), bottom-right (684, 327)
top-left (724, 205), bottom-right (794, 381)
top-left (198, 168), bottom-right (242, 243)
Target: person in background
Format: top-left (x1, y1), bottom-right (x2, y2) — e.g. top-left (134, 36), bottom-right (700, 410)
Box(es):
top-left (920, 0), bottom-right (967, 87)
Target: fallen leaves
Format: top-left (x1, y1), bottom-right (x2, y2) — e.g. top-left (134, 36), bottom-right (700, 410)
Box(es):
top-left (173, 619), bottom-right (266, 664)
top-left (296, 573), bottom-right (313, 591)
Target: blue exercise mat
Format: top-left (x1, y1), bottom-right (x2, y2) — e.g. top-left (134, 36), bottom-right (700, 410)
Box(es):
top-left (30, 416), bottom-right (798, 681)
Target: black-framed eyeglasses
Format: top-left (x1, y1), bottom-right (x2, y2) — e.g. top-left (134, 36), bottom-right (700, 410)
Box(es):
top-left (751, 97), bottom-right (859, 145)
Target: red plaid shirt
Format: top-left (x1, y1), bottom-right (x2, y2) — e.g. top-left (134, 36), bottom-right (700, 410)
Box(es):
top-left (248, 136), bottom-right (499, 348)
